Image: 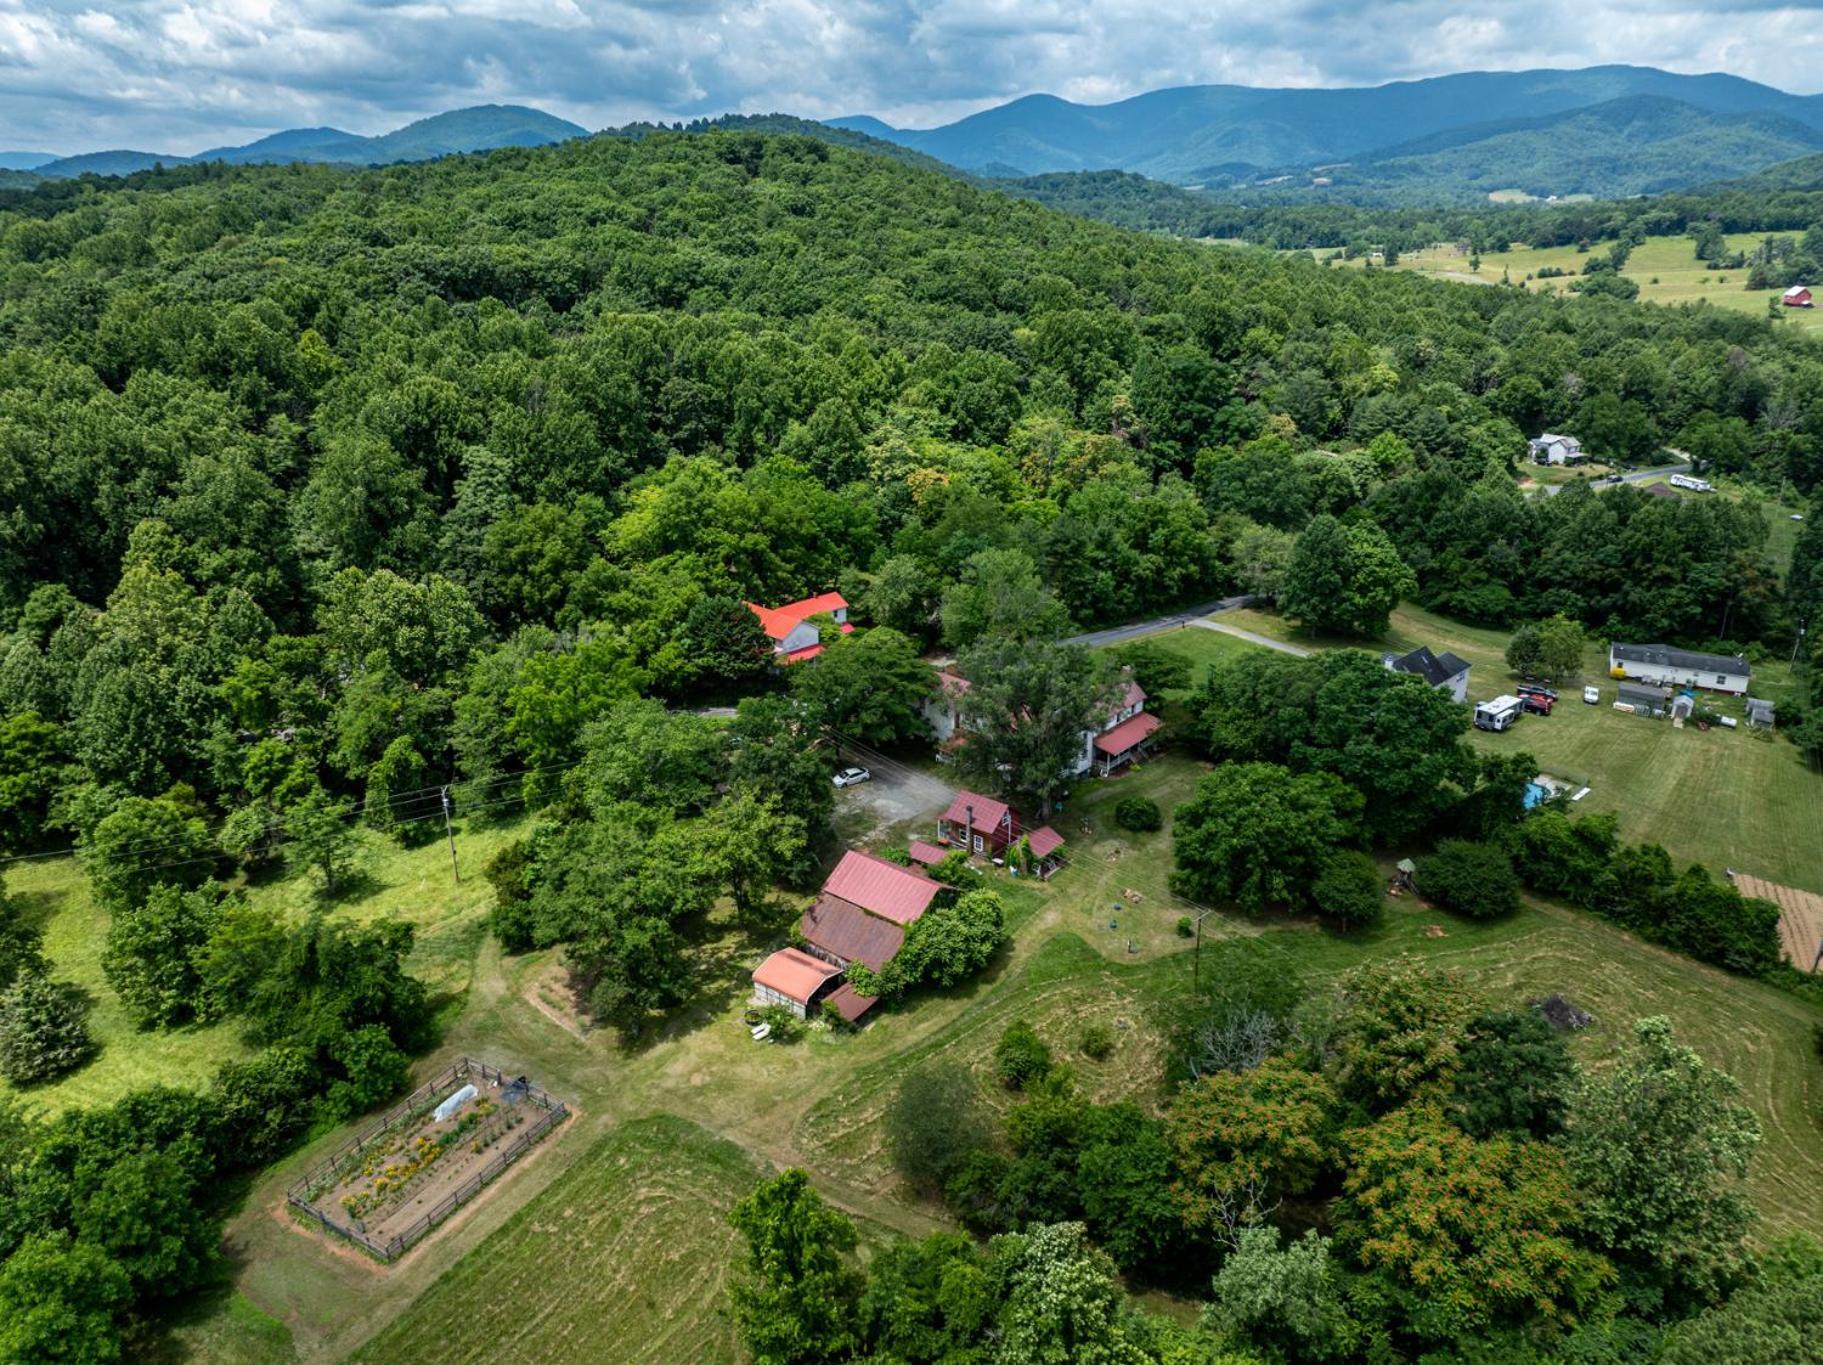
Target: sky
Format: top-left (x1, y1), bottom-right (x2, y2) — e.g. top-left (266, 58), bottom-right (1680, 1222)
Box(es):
top-left (5, 0), bottom-right (1823, 155)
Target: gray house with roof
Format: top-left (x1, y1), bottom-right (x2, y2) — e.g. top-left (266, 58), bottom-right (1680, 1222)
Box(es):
top-left (1383, 645), bottom-right (1472, 703)
top-left (1608, 643), bottom-right (1750, 696)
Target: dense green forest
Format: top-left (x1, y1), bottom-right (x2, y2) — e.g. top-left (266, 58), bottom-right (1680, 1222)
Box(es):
top-left (1, 126), bottom-right (1822, 1356)
top-left (2, 126), bottom-right (1821, 849)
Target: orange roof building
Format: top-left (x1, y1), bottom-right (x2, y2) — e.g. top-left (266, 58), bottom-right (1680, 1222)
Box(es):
top-left (746, 592), bottom-right (853, 663)
top-left (751, 947), bottom-right (842, 1018)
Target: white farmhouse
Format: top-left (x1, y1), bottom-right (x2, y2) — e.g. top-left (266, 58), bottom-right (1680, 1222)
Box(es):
top-left (1527, 433), bottom-right (1587, 466)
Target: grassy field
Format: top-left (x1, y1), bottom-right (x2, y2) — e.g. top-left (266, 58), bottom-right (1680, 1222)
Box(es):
top-left (1336, 232), bottom-right (1823, 335)
top-left (0, 815), bottom-right (528, 1116)
top-left (352, 1116), bottom-right (769, 1365)
top-left (1, 861), bottom-right (253, 1114)
top-left (1215, 602), bottom-right (1823, 891)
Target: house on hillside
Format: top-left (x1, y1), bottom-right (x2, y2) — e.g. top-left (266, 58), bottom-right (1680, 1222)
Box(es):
top-left (746, 592), bottom-right (852, 663)
top-left (923, 669), bottom-right (970, 744)
top-left (1528, 433), bottom-right (1587, 465)
top-left (1383, 645), bottom-right (1472, 703)
top-left (1784, 286), bottom-right (1814, 308)
top-left (1609, 643), bottom-right (1750, 695)
top-left (922, 669), bottom-right (1160, 777)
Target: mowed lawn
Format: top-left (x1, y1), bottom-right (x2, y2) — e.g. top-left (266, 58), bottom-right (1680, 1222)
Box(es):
top-left (1212, 602), bottom-right (1823, 892)
top-left (352, 1116), bottom-right (767, 1365)
top-left (0, 814), bottom-right (530, 1117)
top-left (1356, 232), bottom-right (1823, 335)
top-left (1, 861), bottom-right (252, 1114)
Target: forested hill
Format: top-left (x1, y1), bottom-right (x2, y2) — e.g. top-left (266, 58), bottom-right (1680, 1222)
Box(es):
top-left (0, 127), bottom-right (1821, 853)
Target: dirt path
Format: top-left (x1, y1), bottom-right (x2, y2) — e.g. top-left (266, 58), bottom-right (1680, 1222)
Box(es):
top-left (1187, 617), bottom-right (1312, 656)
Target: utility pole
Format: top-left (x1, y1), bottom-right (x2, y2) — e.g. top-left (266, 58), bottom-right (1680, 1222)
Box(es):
top-left (441, 786), bottom-right (460, 883)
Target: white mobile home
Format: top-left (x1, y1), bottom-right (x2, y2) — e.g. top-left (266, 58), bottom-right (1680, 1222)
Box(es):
top-left (1608, 643), bottom-right (1750, 695)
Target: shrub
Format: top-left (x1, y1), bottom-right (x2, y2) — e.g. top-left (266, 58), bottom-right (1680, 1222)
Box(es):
top-left (1114, 796), bottom-right (1162, 832)
top-left (1175, 915), bottom-right (1194, 938)
top-left (1312, 851), bottom-right (1385, 931)
top-left (0, 970), bottom-right (93, 1085)
top-left (994, 1020), bottom-right (1053, 1089)
top-left (1078, 1021), bottom-right (1115, 1060)
top-left (757, 1003), bottom-right (804, 1043)
top-left (930, 849), bottom-right (985, 891)
top-left (886, 1064), bottom-right (990, 1191)
top-left (1416, 840), bottom-right (1521, 920)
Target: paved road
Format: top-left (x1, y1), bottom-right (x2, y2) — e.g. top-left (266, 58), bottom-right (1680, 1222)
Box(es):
top-left (1534, 460), bottom-right (1692, 497)
top-left (1187, 617), bottom-right (1312, 656)
top-left (1064, 595), bottom-right (1255, 648)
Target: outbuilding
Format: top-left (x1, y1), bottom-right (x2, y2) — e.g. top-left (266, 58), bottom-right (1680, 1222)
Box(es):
top-left (1784, 285), bottom-right (1814, 308)
top-left (751, 947), bottom-right (842, 1018)
top-left (1616, 681), bottom-right (1672, 717)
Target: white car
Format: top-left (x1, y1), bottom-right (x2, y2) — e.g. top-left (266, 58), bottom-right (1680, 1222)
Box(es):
top-left (832, 766), bottom-right (872, 788)
top-left (1582, 685), bottom-right (1600, 705)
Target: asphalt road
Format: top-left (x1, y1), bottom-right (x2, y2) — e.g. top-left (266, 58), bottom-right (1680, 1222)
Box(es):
top-left (1063, 594), bottom-right (1255, 648)
top-left (1535, 460), bottom-right (1693, 497)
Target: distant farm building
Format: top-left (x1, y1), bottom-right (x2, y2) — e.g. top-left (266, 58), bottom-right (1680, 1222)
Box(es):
top-left (1747, 697), bottom-right (1777, 729)
top-left (1609, 643), bottom-right (1750, 695)
top-left (746, 592), bottom-right (853, 663)
top-left (1383, 645), bottom-right (1472, 703)
top-left (1784, 285), bottom-right (1813, 308)
top-left (1527, 433), bottom-right (1588, 465)
top-left (751, 946), bottom-right (843, 1018)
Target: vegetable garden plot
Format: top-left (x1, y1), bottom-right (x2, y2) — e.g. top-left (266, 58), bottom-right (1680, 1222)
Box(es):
top-left (289, 1057), bottom-right (568, 1262)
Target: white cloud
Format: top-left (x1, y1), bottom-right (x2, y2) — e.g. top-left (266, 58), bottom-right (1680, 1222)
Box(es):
top-left (1, 0), bottom-right (1821, 153)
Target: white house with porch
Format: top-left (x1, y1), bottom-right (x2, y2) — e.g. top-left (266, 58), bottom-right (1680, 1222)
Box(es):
top-left (1527, 433), bottom-right (1588, 466)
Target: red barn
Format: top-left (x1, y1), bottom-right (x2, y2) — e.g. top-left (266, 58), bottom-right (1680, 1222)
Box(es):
top-left (1784, 286), bottom-right (1814, 308)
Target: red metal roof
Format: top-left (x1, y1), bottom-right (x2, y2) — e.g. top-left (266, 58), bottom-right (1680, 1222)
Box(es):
top-left (822, 982), bottom-right (878, 1022)
top-left (1027, 826), bottom-right (1066, 859)
top-left (907, 840), bottom-right (948, 866)
top-left (1093, 711), bottom-right (1161, 756)
top-left (821, 849), bottom-right (941, 926)
top-left (801, 896), bottom-right (906, 971)
top-left (746, 592), bottom-right (849, 641)
top-left (752, 947), bottom-right (840, 1004)
top-left (941, 789), bottom-right (1011, 835)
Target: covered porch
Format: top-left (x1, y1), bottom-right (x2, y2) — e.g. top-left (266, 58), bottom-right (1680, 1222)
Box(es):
top-left (1092, 712), bottom-right (1162, 776)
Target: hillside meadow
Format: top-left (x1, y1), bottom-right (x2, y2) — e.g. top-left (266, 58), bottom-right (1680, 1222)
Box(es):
top-left (1337, 230), bottom-right (1823, 333)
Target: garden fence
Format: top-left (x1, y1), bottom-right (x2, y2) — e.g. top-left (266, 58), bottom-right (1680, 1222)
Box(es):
top-left (287, 1056), bottom-right (567, 1262)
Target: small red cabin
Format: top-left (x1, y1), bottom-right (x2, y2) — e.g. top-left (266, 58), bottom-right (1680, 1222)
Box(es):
top-left (1783, 286), bottom-right (1813, 308)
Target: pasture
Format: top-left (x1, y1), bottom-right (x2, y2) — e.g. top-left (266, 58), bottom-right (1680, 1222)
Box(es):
top-left (1341, 232), bottom-right (1823, 334)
